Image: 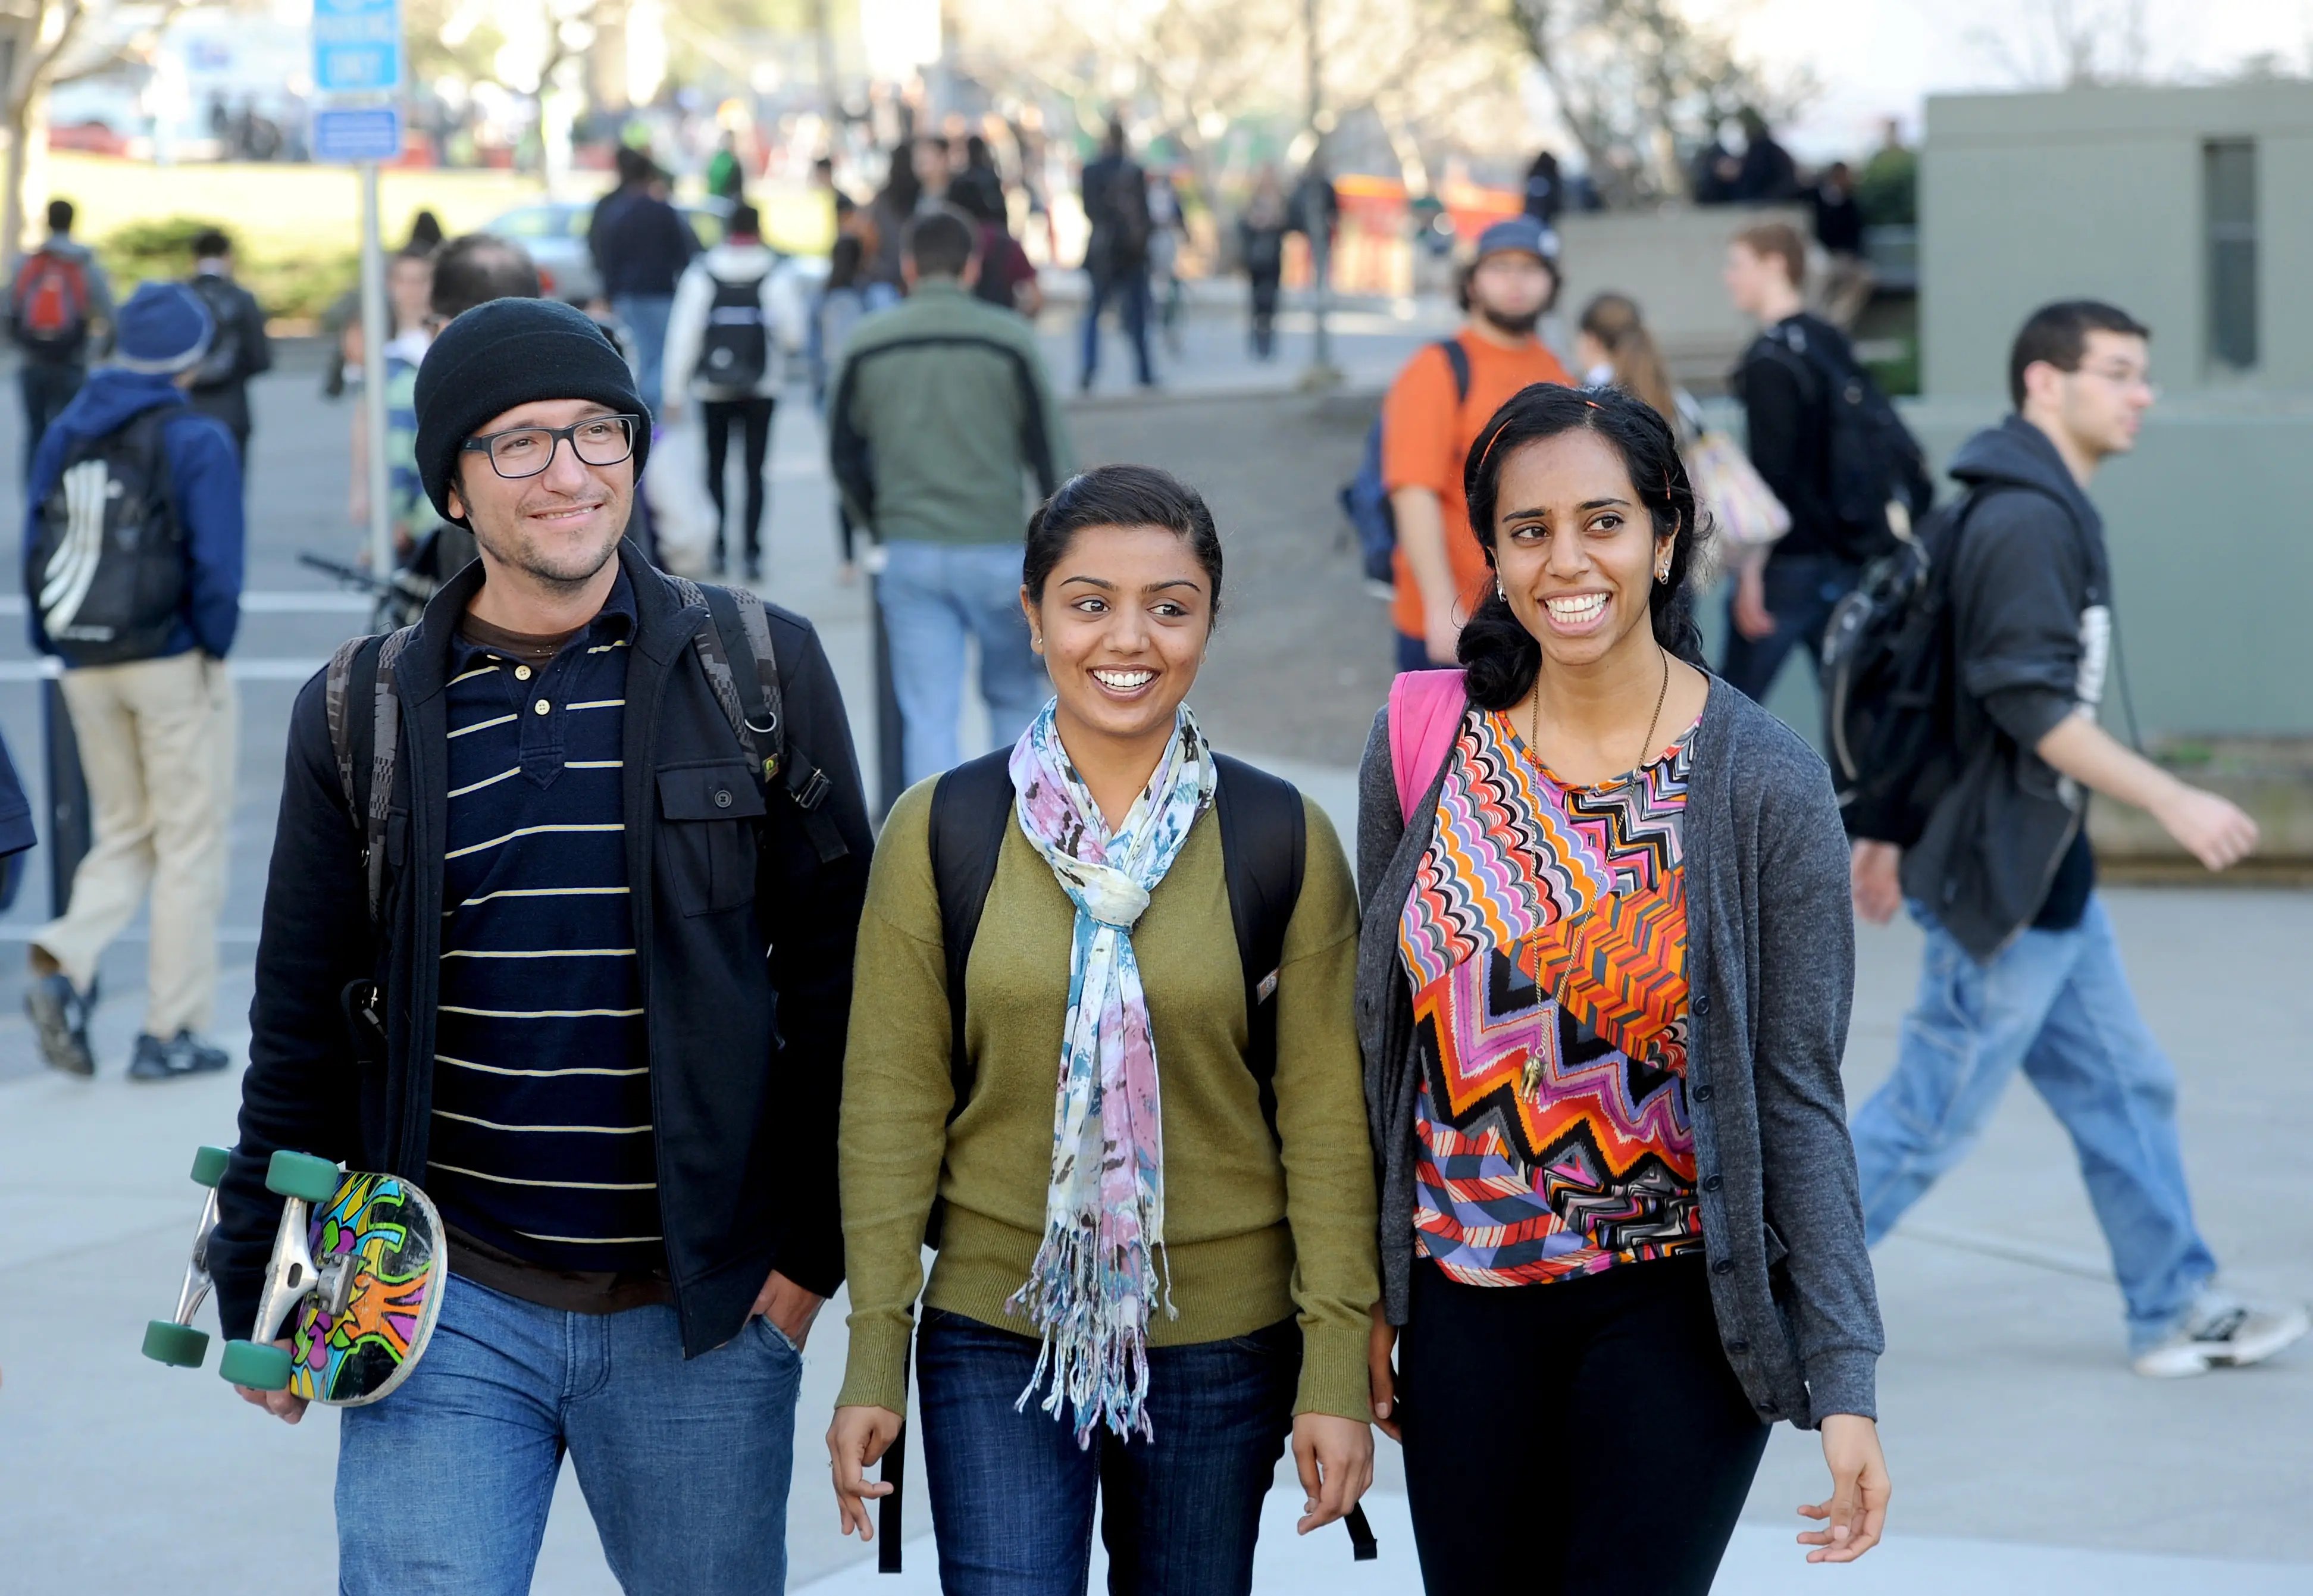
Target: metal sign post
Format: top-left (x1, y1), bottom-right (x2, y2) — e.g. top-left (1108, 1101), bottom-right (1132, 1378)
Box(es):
top-left (311, 0), bottom-right (405, 576)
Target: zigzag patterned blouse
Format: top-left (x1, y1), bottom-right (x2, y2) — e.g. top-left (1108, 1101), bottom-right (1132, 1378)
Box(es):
top-left (1397, 706), bottom-right (1703, 1287)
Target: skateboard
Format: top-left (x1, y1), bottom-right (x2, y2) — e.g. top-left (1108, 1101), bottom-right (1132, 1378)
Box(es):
top-left (142, 1146), bottom-right (449, 1406)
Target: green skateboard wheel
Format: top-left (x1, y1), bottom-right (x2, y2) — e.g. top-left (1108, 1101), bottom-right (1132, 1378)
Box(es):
top-left (264, 1150), bottom-right (341, 1204)
top-left (218, 1340), bottom-right (294, 1391)
top-left (189, 1145), bottom-right (231, 1188)
top-left (142, 1320), bottom-right (210, 1368)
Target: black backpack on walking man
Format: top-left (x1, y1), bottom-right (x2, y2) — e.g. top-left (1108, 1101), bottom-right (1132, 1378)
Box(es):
top-left (1752, 320), bottom-right (1929, 562)
top-left (31, 408), bottom-right (185, 667)
top-left (699, 273), bottom-right (770, 390)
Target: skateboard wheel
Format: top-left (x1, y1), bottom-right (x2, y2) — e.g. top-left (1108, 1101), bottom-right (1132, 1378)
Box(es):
top-left (142, 1320), bottom-right (210, 1368)
top-left (190, 1146), bottom-right (231, 1188)
top-left (218, 1340), bottom-right (294, 1391)
top-left (264, 1150), bottom-right (342, 1204)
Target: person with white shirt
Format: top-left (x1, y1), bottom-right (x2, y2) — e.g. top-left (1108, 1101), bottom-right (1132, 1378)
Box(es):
top-left (663, 203), bottom-right (807, 581)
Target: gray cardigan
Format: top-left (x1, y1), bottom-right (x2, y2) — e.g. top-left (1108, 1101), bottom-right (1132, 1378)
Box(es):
top-left (1354, 676), bottom-right (1883, 1427)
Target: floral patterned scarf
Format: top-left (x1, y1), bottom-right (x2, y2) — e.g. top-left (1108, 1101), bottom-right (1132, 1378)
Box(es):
top-left (1004, 700), bottom-right (1217, 1442)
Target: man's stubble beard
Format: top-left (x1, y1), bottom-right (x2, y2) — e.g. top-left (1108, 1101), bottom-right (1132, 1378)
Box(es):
top-left (1479, 305), bottom-right (1544, 337)
top-left (472, 507), bottom-right (629, 594)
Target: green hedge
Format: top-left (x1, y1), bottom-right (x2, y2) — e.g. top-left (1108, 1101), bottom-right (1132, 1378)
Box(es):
top-left (96, 215), bottom-right (357, 323)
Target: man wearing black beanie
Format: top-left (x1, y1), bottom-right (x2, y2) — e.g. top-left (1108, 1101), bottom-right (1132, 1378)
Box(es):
top-left (214, 292), bottom-right (875, 1592)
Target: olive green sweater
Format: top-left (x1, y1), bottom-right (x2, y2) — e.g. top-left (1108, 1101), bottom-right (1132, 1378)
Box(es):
top-left (837, 777), bottom-right (1380, 1425)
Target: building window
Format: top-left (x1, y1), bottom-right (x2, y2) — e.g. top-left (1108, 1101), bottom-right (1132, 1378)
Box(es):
top-left (2205, 139), bottom-right (2258, 373)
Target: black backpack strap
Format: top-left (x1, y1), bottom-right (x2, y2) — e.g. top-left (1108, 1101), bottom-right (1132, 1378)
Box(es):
top-left (1436, 337), bottom-right (1471, 405)
top-left (322, 625), bottom-right (417, 924)
top-left (927, 749), bottom-right (1015, 1125)
top-left (1211, 755), bottom-right (1306, 1143)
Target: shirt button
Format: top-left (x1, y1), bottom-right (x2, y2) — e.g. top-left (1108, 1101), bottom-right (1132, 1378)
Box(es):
top-left (515, 665), bottom-right (532, 681)
top-left (534, 699), bottom-right (550, 716)
top-left (714, 787), bottom-right (733, 809)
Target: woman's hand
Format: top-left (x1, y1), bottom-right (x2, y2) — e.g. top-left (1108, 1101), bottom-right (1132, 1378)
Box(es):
top-left (1366, 1303), bottom-right (1403, 1441)
top-left (827, 1404), bottom-right (904, 1540)
top-left (1289, 1413), bottom-right (1374, 1536)
top-left (1798, 1413), bottom-right (1889, 1563)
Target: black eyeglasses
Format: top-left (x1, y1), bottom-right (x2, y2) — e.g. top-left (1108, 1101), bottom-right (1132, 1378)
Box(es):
top-left (460, 415), bottom-right (641, 480)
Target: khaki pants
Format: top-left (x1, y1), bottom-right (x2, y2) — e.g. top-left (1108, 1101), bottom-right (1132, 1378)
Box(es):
top-left (36, 652), bottom-right (236, 1035)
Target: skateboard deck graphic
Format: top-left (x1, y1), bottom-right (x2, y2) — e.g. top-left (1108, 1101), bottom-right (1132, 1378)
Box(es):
top-left (142, 1146), bottom-right (449, 1407)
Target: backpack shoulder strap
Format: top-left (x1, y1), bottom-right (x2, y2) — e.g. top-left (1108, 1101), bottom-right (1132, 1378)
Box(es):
top-left (1435, 337), bottom-right (1471, 405)
top-left (927, 749), bottom-right (1015, 1124)
top-left (323, 625), bottom-right (418, 923)
top-left (1211, 754), bottom-right (1306, 1144)
top-left (1388, 669), bottom-right (1469, 821)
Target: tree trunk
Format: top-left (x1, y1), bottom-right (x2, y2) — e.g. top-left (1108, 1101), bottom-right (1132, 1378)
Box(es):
top-left (2, 93), bottom-right (31, 268)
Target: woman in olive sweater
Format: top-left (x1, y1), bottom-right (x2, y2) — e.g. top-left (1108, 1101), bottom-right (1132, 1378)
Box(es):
top-left (829, 465), bottom-right (1379, 1596)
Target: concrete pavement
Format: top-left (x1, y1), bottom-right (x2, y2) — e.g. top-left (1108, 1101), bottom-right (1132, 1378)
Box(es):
top-left (0, 335), bottom-right (2307, 1592)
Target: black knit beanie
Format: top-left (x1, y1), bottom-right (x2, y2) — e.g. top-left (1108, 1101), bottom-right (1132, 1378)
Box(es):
top-left (413, 297), bottom-right (649, 521)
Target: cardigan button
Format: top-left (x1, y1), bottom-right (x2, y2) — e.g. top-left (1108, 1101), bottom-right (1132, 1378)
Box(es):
top-left (1692, 992), bottom-right (1713, 1017)
top-left (1757, 1400), bottom-right (1779, 1415)
top-left (1726, 1338), bottom-right (1751, 1354)
top-left (1712, 1257), bottom-right (1735, 1275)
top-left (1702, 1173), bottom-right (1724, 1193)
top-left (1694, 1083), bottom-right (1714, 1103)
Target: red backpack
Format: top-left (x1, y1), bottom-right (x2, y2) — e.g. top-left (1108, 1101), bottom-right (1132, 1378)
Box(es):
top-left (10, 249), bottom-right (90, 356)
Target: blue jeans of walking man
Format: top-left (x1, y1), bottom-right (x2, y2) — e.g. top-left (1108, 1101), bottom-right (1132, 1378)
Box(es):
top-left (336, 1278), bottom-right (804, 1595)
top-left (612, 292), bottom-right (675, 419)
top-left (878, 539), bottom-right (1048, 786)
top-left (1079, 266), bottom-right (1154, 390)
top-left (1849, 897), bottom-right (2218, 1353)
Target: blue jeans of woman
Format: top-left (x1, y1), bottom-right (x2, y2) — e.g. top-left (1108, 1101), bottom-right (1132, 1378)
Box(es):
top-left (335, 1277), bottom-right (803, 1595)
top-left (918, 1307), bottom-right (1300, 1596)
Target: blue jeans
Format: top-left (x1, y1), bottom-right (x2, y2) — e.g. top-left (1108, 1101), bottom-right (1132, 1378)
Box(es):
top-left (1080, 267), bottom-right (1154, 388)
top-left (1717, 551), bottom-right (1858, 703)
top-left (612, 292), bottom-right (675, 419)
top-left (918, 1308), bottom-right (1300, 1596)
top-left (336, 1277), bottom-right (802, 1595)
top-left (877, 540), bottom-right (1047, 786)
top-left (1849, 897), bottom-right (2218, 1352)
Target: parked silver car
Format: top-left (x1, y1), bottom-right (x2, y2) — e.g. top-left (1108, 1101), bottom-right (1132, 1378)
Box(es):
top-left (480, 198), bottom-right (730, 305)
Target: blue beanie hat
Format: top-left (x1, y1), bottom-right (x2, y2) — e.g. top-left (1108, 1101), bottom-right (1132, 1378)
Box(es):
top-left (112, 281), bottom-right (214, 375)
top-left (1474, 215), bottom-right (1558, 268)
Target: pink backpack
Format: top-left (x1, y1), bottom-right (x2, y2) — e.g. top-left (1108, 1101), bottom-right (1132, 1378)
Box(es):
top-left (1386, 669), bottom-right (1468, 821)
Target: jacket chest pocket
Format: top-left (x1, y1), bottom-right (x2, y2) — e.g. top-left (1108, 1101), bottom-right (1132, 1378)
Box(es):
top-left (656, 762), bottom-right (765, 916)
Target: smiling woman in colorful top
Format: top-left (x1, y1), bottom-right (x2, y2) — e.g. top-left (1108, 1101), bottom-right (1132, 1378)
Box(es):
top-left (829, 464), bottom-right (1381, 1596)
top-left (1354, 383), bottom-right (1890, 1594)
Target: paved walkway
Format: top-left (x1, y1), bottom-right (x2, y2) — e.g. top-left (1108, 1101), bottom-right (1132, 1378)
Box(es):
top-left (0, 351), bottom-right (2306, 1591)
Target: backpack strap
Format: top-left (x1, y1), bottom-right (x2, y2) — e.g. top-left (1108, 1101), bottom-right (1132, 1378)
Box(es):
top-left (322, 624), bottom-right (418, 924)
top-left (927, 748), bottom-right (1015, 1128)
top-left (1436, 337), bottom-right (1471, 405)
top-left (1212, 754), bottom-right (1306, 1141)
top-left (1388, 669), bottom-right (1469, 821)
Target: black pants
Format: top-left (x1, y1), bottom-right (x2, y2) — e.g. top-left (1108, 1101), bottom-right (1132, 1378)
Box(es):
top-left (19, 359), bottom-right (83, 481)
top-left (1398, 1256), bottom-right (1770, 1595)
top-left (1717, 550), bottom-right (1859, 704)
top-left (1248, 269), bottom-right (1281, 358)
top-left (703, 395), bottom-right (775, 569)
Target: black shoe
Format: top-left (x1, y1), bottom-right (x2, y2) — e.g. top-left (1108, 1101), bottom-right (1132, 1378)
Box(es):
top-left (127, 1029), bottom-right (231, 1082)
top-left (26, 971), bottom-right (96, 1076)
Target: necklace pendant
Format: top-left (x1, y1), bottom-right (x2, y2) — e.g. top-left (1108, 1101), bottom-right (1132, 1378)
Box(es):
top-left (1521, 1054), bottom-right (1545, 1097)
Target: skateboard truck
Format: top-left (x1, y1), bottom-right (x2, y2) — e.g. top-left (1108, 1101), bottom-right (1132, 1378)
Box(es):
top-left (215, 1150), bottom-right (348, 1392)
top-left (140, 1145), bottom-right (233, 1369)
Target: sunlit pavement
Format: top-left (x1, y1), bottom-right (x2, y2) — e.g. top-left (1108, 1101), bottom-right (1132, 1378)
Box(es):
top-left (1, 339), bottom-right (2306, 1591)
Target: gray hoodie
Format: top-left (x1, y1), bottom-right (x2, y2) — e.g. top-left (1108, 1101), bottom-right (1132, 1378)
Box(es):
top-left (1900, 415), bottom-right (2111, 960)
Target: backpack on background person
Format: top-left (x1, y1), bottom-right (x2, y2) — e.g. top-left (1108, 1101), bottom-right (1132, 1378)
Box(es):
top-left (10, 249), bottom-right (92, 358)
top-left (1752, 320), bottom-right (1929, 562)
top-left (698, 272), bottom-right (771, 391)
top-left (1341, 340), bottom-right (1470, 592)
top-left (186, 275), bottom-right (246, 390)
top-left (29, 408), bottom-right (185, 667)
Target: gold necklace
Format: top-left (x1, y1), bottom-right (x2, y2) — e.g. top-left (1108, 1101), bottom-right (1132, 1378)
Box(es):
top-left (1520, 647), bottom-right (1672, 1097)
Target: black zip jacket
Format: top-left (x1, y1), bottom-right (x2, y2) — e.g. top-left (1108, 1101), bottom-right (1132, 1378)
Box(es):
top-left (1901, 416), bottom-right (2111, 961)
top-left (211, 542), bottom-right (874, 1355)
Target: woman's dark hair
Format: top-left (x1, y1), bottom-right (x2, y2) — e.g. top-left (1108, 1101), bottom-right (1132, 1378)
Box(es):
top-left (879, 146), bottom-right (922, 215)
top-left (1456, 383), bottom-right (1713, 709)
top-left (1024, 464), bottom-right (1224, 624)
top-left (827, 233), bottom-right (864, 291)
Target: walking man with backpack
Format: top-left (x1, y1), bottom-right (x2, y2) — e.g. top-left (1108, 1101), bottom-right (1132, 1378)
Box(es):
top-left (184, 228), bottom-right (273, 484)
top-left (21, 282), bottom-right (243, 1080)
top-left (212, 295), bottom-right (874, 1591)
top-left (1375, 216), bottom-right (1571, 670)
top-left (8, 198), bottom-right (114, 480)
top-left (1078, 118), bottom-right (1155, 392)
top-left (662, 201), bottom-right (807, 581)
top-left (1720, 221), bottom-right (1927, 704)
top-left (1843, 300), bottom-right (2307, 1378)
top-left (830, 208), bottom-right (1072, 788)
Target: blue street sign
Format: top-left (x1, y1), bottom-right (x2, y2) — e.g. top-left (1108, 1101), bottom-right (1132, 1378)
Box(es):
top-left (314, 105), bottom-right (403, 164)
top-left (313, 0), bottom-right (403, 95)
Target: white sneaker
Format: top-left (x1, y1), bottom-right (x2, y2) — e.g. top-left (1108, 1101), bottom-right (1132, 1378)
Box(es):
top-left (2132, 1296), bottom-right (2310, 1378)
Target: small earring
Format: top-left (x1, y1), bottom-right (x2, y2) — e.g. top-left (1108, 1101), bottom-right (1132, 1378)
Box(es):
top-left (1657, 565), bottom-right (1671, 584)
top-left (1495, 580), bottom-right (1506, 600)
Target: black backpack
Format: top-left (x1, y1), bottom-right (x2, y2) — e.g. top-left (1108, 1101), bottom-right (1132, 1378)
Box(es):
top-left (1819, 488), bottom-right (1986, 845)
top-left (31, 407), bottom-right (185, 667)
top-left (1339, 340), bottom-right (1470, 586)
top-left (1752, 320), bottom-right (1927, 562)
top-left (698, 273), bottom-right (769, 390)
top-left (187, 274), bottom-right (245, 391)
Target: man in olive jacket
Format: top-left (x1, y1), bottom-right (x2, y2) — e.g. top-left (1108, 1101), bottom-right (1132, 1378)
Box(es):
top-left (212, 298), bottom-right (872, 1592)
